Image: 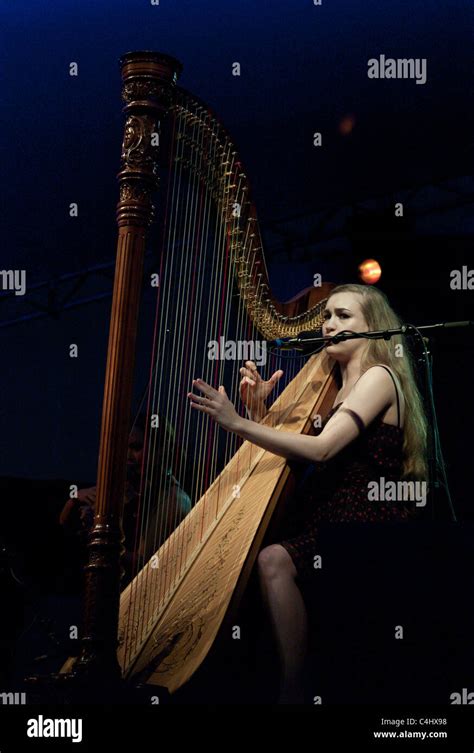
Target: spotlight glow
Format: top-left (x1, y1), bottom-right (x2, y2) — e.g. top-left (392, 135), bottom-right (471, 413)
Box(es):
top-left (338, 114), bottom-right (356, 135)
top-left (359, 258), bottom-right (382, 284)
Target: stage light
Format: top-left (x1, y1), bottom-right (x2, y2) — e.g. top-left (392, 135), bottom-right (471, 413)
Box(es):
top-left (359, 258), bottom-right (382, 284)
top-left (338, 114), bottom-right (356, 135)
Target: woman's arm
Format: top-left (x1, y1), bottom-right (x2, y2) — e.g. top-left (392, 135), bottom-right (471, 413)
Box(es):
top-left (188, 366), bottom-right (397, 463)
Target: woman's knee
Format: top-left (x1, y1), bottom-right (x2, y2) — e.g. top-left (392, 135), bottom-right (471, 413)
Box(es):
top-left (257, 544), bottom-right (297, 581)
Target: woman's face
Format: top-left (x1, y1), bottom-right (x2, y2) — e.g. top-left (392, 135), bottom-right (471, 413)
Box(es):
top-left (322, 292), bottom-right (369, 362)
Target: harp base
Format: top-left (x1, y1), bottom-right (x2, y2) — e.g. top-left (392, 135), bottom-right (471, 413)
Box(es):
top-left (23, 669), bottom-right (171, 705)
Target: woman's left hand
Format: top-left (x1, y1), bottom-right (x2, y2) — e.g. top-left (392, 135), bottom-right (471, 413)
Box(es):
top-left (187, 379), bottom-right (242, 432)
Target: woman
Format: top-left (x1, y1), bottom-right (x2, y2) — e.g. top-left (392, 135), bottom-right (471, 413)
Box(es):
top-left (187, 283), bottom-right (428, 703)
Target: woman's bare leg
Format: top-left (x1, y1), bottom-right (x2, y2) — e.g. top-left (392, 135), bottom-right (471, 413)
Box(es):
top-left (258, 544), bottom-right (308, 703)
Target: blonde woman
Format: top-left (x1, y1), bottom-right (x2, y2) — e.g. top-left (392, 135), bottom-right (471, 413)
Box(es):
top-left (188, 284), bottom-right (428, 703)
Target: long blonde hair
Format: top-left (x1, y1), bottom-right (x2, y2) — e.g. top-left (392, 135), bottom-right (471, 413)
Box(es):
top-left (327, 284), bottom-right (428, 480)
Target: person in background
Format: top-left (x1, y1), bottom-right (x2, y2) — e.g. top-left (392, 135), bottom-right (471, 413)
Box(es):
top-left (59, 412), bottom-right (191, 585)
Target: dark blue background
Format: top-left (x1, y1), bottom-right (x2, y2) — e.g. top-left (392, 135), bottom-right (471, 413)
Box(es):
top-left (1, 0), bottom-right (472, 515)
top-left (0, 0), bottom-right (473, 709)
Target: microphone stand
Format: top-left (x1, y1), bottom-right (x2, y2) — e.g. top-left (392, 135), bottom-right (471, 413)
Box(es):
top-left (270, 320), bottom-right (472, 522)
top-left (271, 320), bottom-right (472, 349)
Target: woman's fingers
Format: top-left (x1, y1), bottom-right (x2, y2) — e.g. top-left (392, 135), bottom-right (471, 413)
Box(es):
top-left (191, 378), bottom-right (217, 398)
top-left (239, 362), bottom-right (260, 391)
top-left (188, 392), bottom-right (212, 405)
top-left (239, 363), bottom-right (284, 406)
top-left (242, 361), bottom-right (260, 378)
top-left (239, 368), bottom-right (257, 381)
top-left (240, 376), bottom-right (256, 388)
top-left (246, 360), bottom-right (260, 376)
top-left (269, 369), bottom-right (284, 384)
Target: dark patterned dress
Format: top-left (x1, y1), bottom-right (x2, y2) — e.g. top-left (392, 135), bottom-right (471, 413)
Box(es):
top-left (280, 367), bottom-right (417, 579)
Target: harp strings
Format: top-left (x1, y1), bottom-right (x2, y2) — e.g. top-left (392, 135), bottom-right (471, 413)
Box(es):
top-left (121, 92), bottom-right (311, 663)
top-left (123, 98), bottom-right (242, 656)
top-left (151, 102), bottom-right (223, 594)
top-left (122, 104), bottom-right (180, 660)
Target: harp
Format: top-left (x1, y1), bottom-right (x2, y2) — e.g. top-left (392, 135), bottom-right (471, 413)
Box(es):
top-left (62, 51), bottom-right (339, 696)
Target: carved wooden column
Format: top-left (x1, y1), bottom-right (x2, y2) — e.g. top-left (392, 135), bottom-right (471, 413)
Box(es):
top-left (72, 51), bottom-right (182, 681)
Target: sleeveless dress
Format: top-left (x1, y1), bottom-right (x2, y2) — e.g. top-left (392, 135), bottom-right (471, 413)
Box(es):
top-left (279, 365), bottom-right (418, 579)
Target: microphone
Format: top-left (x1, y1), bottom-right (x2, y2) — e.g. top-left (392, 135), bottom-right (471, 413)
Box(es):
top-left (438, 320), bottom-right (473, 329)
top-left (268, 320), bottom-right (474, 351)
top-left (268, 328), bottom-right (329, 350)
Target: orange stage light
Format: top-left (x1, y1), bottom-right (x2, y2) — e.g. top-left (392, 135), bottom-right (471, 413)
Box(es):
top-left (338, 114), bottom-right (356, 135)
top-left (359, 258), bottom-right (382, 284)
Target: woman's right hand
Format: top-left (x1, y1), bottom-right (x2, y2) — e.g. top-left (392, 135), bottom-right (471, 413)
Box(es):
top-left (239, 360), bottom-right (284, 417)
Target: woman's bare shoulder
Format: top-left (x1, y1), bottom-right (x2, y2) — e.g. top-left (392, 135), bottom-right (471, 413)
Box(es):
top-left (358, 364), bottom-right (405, 426)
